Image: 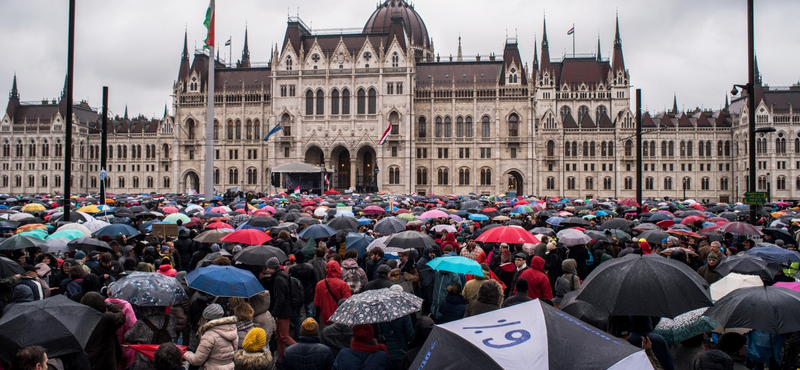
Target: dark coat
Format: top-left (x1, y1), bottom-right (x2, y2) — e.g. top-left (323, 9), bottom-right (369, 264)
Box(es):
top-left (436, 294), bottom-right (466, 323)
top-left (320, 323), bottom-right (352, 357)
top-left (278, 336), bottom-right (334, 370)
top-left (364, 275), bottom-right (393, 291)
top-left (288, 262), bottom-right (316, 304)
top-left (268, 270), bottom-right (295, 319)
top-left (332, 347), bottom-right (392, 370)
top-left (85, 303), bottom-right (126, 370)
top-left (503, 292), bottom-right (532, 308)
top-left (378, 316), bottom-right (414, 361)
top-left (174, 234), bottom-right (195, 270)
top-left (464, 281), bottom-right (502, 318)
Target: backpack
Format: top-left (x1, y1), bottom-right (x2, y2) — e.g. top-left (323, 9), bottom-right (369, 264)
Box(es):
top-left (340, 266), bottom-right (363, 294)
top-left (142, 316), bottom-right (171, 344)
top-left (281, 274), bottom-right (304, 309)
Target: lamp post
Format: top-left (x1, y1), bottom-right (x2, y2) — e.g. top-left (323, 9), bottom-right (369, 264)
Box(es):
top-left (683, 177), bottom-right (687, 200)
top-left (373, 165), bottom-right (379, 192)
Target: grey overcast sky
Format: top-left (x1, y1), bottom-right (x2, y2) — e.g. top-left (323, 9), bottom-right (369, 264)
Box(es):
top-left (1, 0), bottom-right (799, 119)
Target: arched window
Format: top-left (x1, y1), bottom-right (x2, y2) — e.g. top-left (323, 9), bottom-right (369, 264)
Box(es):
top-left (546, 140), bottom-right (555, 157)
top-left (388, 167), bottom-right (401, 185)
top-left (777, 176), bottom-right (787, 190)
top-left (465, 116), bottom-right (473, 138)
top-left (456, 116), bottom-right (464, 137)
top-left (718, 141), bottom-right (724, 156)
top-left (163, 177), bottom-right (170, 188)
top-left (214, 168), bottom-right (220, 185)
top-left (720, 177), bottom-right (729, 190)
top-left (683, 177), bottom-right (692, 190)
top-left (253, 119), bottom-right (260, 140)
top-left (724, 140), bottom-right (731, 156)
top-left (624, 177), bottom-right (633, 190)
top-left (603, 177), bottom-right (612, 190)
top-left (687, 141), bottom-right (693, 156)
top-left (228, 168), bottom-right (239, 184)
top-left (661, 140), bottom-right (667, 157)
top-left (247, 168), bottom-right (258, 185)
top-left (118, 176), bottom-right (125, 188)
top-left (601, 141), bottom-right (607, 157)
top-left (572, 141), bottom-right (578, 156)
top-left (578, 106), bottom-right (590, 123)
top-left (316, 90), bottom-right (324, 115)
top-left (281, 113), bottom-right (292, 136)
top-left (458, 168), bottom-right (470, 185)
top-left (546, 177), bottom-right (556, 190)
top-left (796, 176), bottom-right (800, 190)
top-left (668, 141), bottom-right (674, 157)
top-left (285, 56), bottom-right (292, 70)
top-left (162, 144), bottom-right (169, 158)
top-left (590, 141), bottom-right (596, 156)
top-left (331, 89), bottom-right (340, 115)
top-left (595, 105), bottom-right (607, 123)
top-left (213, 120), bottom-right (220, 140)
top-left (481, 116), bottom-right (491, 138)
top-left (565, 140), bottom-right (571, 157)
top-left (145, 145), bottom-right (151, 159)
top-left (391, 52), bottom-right (399, 67)
top-left (560, 106), bottom-right (571, 121)
top-left (28, 140), bottom-right (36, 157)
top-left (146, 176), bottom-right (153, 188)
top-left (41, 175), bottom-right (48, 188)
top-left (1, 140), bottom-right (8, 157)
top-left (645, 177), bottom-right (654, 190)
top-left (443, 116), bottom-right (452, 137)
top-left (357, 89), bottom-right (366, 114)
top-left (625, 140), bottom-right (633, 156)
top-left (15, 140), bottom-right (22, 157)
top-left (705, 141), bottom-right (712, 157)
top-left (664, 177), bottom-right (673, 190)
top-left (27, 175), bottom-right (34, 188)
top-left (226, 120), bottom-right (234, 140)
top-left (435, 117), bottom-right (443, 137)
top-left (583, 141), bottom-right (589, 157)
top-left (187, 119), bottom-right (195, 140)
top-left (132, 176), bottom-right (140, 188)
top-left (245, 120), bottom-right (253, 141)
top-left (642, 141), bottom-right (649, 156)
top-left (53, 175), bottom-right (60, 188)
top-left (341, 89), bottom-right (350, 115)
top-left (702, 177), bottom-right (711, 190)
top-left (796, 138), bottom-right (800, 153)
top-left (437, 168), bottom-right (449, 185)
top-left (367, 88), bottom-right (377, 114)
top-left (508, 114), bottom-right (519, 137)
top-left (235, 119), bottom-right (242, 140)
top-left (416, 167), bottom-right (428, 185)
top-left (567, 177), bottom-right (576, 190)
top-left (585, 177), bottom-right (594, 190)
top-left (680, 141), bottom-right (686, 157)
top-left (480, 168), bottom-right (492, 186)
top-left (417, 116), bottom-right (427, 138)
top-left (608, 141), bottom-right (614, 157)
top-left (649, 141), bottom-right (655, 157)
top-left (14, 175), bottom-right (21, 188)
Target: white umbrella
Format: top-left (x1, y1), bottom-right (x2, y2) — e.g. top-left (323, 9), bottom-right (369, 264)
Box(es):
top-left (366, 235), bottom-right (389, 252)
top-left (710, 272), bottom-right (763, 302)
top-left (431, 224), bottom-right (457, 233)
top-left (9, 213), bottom-right (34, 221)
top-left (556, 228), bottom-right (592, 246)
top-left (83, 220), bottom-right (111, 234)
top-left (56, 223), bottom-right (92, 238)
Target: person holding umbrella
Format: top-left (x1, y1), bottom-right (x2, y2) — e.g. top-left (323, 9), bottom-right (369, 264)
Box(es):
top-left (263, 257), bottom-right (296, 361)
top-left (332, 324), bottom-right (392, 370)
top-left (81, 291), bottom-right (126, 370)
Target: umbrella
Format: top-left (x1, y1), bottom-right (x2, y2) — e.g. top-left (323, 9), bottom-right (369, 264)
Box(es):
top-left (345, 232), bottom-right (374, 258)
top-left (42, 238), bottom-right (70, 254)
top-left (94, 223), bottom-right (141, 237)
top-left (124, 344), bottom-right (189, 362)
top-left (193, 229), bottom-right (233, 244)
top-left (21, 203), bottom-right (46, 213)
top-left (373, 217), bottom-right (408, 235)
top-left (560, 217), bottom-right (590, 228)
top-left (185, 265), bottom-right (264, 297)
top-left (598, 218), bottom-right (632, 233)
top-left (206, 221), bottom-right (234, 230)
top-left (326, 217), bottom-right (361, 232)
top-left (247, 217), bottom-right (279, 228)
top-left (716, 222), bottom-right (763, 236)
top-left (67, 237), bottom-right (111, 252)
top-left (384, 231), bottom-right (436, 250)
top-left (605, 229), bottom-right (632, 244)
top-left (409, 299), bottom-right (654, 370)
top-left (558, 290), bottom-right (609, 331)
top-left (704, 286), bottom-right (800, 334)
top-left (269, 222), bottom-right (299, 235)
top-left (296, 217), bottom-right (319, 226)
top-left (476, 226), bottom-right (540, 244)
top-left (45, 229), bottom-right (85, 241)
top-left (530, 227), bottom-right (555, 236)
top-left (220, 229), bottom-right (272, 245)
top-left (419, 210), bottom-right (449, 219)
top-left (431, 224), bottom-right (458, 233)
top-left (362, 205), bottom-right (386, 215)
top-left (746, 246), bottom-right (800, 264)
top-left (0, 234), bottom-right (45, 251)
top-left (469, 214), bottom-right (489, 221)
top-left (555, 229), bottom-right (591, 246)
top-left (637, 230), bottom-right (670, 245)
top-left (298, 224), bottom-right (337, 239)
top-left (584, 230), bottom-right (612, 243)
top-left (328, 288), bottom-right (422, 325)
top-left (0, 256), bottom-right (24, 278)
top-left (762, 228), bottom-right (795, 246)
top-left (716, 254), bottom-right (779, 281)
top-left (109, 272), bottom-right (189, 306)
top-left (576, 255), bottom-right (712, 318)
top-left (653, 308), bottom-right (717, 345)
top-left (710, 272), bottom-right (763, 302)
top-left (56, 223), bottom-right (93, 238)
top-left (0, 295), bottom-right (103, 363)
top-left (773, 282), bottom-right (800, 293)
top-left (427, 256), bottom-right (484, 277)
top-left (234, 245), bottom-right (289, 265)
top-left (163, 213), bottom-right (191, 225)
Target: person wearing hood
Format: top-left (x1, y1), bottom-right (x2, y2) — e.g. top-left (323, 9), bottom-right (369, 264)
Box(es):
top-left (49, 259), bottom-right (73, 296)
top-left (174, 229), bottom-right (195, 272)
top-left (696, 253), bottom-right (723, 285)
top-left (388, 268), bottom-right (414, 293)
top-left (156, 257), bottom-right (178, 277)
top-left (437, 283), bottom-right (467, 323)
top-left (462, 264), bottom-right (491, 304)
top-left (81, 292), bottom-right (126, 370)
top-left (401, 316), bottom-right (435, 370)
top-left (4, 284), bottom-right (34, 314)
top-left (415, 246), bottom-right (437, 314)
top-left (188, 243), bottom-right (212, 272)
top-left (553, 259), bottom-right (581, 306)
top-left (439, 232), bottom-right (460, 254)
top-left (247, 290), bottom-right (275, 346)
top-left (124, 306), bottom-right (177, 370)
top-left (503, 278), bottom-right (532, 307)
top-left (464, 280), bottom-right (503, 317)
top-left (264, 257), bottom-right (296, 361)
top-left (314, 260), bottom-right (352, 326)
top-left (332, 324), bottom-right (392, 370)
top-left (184, 304), bottom-right (238, 370)
top-left (638, 239), bottom-right (653, 255)
top-left (566, 243), bottom-right (590, 280)
top-left (518, 256), bottom-right (553, 300)
top-left (70, 273), bottom-right (102, 303)
top-left (339, 249), bottom-right (368, 294)
top-left (289, 250), bottom-right (317, 337)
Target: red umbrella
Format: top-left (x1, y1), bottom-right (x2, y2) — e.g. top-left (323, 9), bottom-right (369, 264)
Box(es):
top-left (666, 229), bottom-right (701, 238)
top-left (515, 200), bottom-right (529, 205)
top-left (707, 217), bottom-right (729, 223)
top-left (184, 217), bottom-right (204, 228)
top-left (393, 209), bottom-right (411, 214)
top-left (690, 203), bottom-right (705, 210)
top-left (324, 189), bottom-right (340, 195)
top-left (125, 345), bottom-right (189, 362)
top-left (619, 199), bottom-right (640, 207)
top-left (252, 210), bottom-right (272, 217)
top-left (681, 215), bottom-right (705, 224)
top-left (482, 207), bottom-right (498, 213)
top-left (206, 221), bottom-right (233, 230)
top-left (716, 222), bottom-right (764, 236)
top-left (656, 220), bottom-right (674, 228)
top-left (475, 226), bottom-right (540, 244)
top-left (220, 229), bottom-right (273, 245)
top-left (363, 205), bottom-right (386, 215)
top-left (699, 224), bottom-right (723, 234)
top-left (302, 200), bottom-right (317, 207)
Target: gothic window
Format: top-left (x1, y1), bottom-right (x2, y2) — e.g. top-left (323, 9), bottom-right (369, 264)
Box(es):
top-left (725, 140), bottom-right (731, 156)
top-left (778, 176), bottom-right (786, 190)
top-left (595, 105), bottom-right (607, 123)
top-left (163, 177), bottom-right (170, 188)
top-left (187, 119), bottom-right (195, 140)
top-left (146, 176), bottom-right (153, 188)
top-left (567, 177), bottom-right (576, 190)
top-left (465, 116), bottom-right (473, 138)
top-left (480, 168), bottom-right (492, 186)
top-left (247, 168), bottom-right (258, 185)
top-left (705, 141), bottom-right (712, 157)
top-left (316, 90), bottom-right (325, 115)
top-left (281, 113), bottom-right (292, 136)
top-left (228, 168), bottom-right (239, 184)
top-left (15, 140), bottom-right (22, 157)
top-left (572, 141), bottom-right (578, 156)
top-left (546, 140), bottom-right (555, 157)
top-left (645, 177), bottom-right (654, 190)
top-left (508, 113), bottom-right (519, 137)
top-left (416, 167), bottom-right (428, 185)
top-left (391, 52), bottom-right (399, 67)
top-left (435, 117), bottom-right (443, 137)
top-left (305, 90), bottom-right (314, 115)
top-left (624, 177), bottom-right (633, 190)
top-left (458, 168), bottom-right (470, 185)
top-left (227, 120), bottom-right (234, 140)
top-left (331, 89), bottom-right (340, 115)
top-left (687, 141), bottom-right (693, 156)
top-left (456, 116), bottom-right (464, 137)
top-left (585, 177), bottom-right (594, 190)
top-left (341, 89), bottom-right (350, 115)
top-left (389, 167), bottom-right (401, 185)
top-left (608, 141), bottom-right (614, 156)
top-left (625, 140), bottom-right (633, 156)
top-left (363, 51), bottom-right (372, 62)
top-left (546, 177), bottom-right (556, 190)
top-left (213, 120), bottom-right (220, 140)
top-left (720, 177), bottom-right (729, 191)
top-left (664, 177), bottom-right (673, 190)
top-left (583, 141), bottom-right (589, 157)
top-left (578, 106), bottom-right (589, 123)
top-left (601, 142), bottom-right (607, 157)
top-left (162, 144), bottom-right (169, 158)
top-left (418, 116), bottom-right (427, 138)
top-left (649, 141), bottom-right (656, 157)
top-left (701, 177), bottom-right (710, 190)
top-left (565, 141), bottom-right (571, 157)
top-left (590, 141), bottom-right (596, 156)
top-left (603, 177), bottom-right (612, 190)
top-left (683, 177), bottom-right (692, 190)
top-left (560, 106), bottom-right (572, 121)
top-left (245, 120), bottom-right (253, 141)
top-left (357, 89), bottom-right (366, 114)
top-left (368, 88), bottom-right (377, 114)
top-left (286, 56), bottom-right (292, 70)
top-left (444, 116), bottom-right (452, 137)
top-left (214, 168), bottom-right (220, 185)
top-left (481, 116), bottom-right (491, 138)
top-left (661, 141), bottom-right (667, 157)
top-left (1, 140), bottom-right (8, 157)
top-left (437, 168), bottom-right (449, 185)
top-left (118, 176), bottom-right (125, 188)
top-left (668, 141), bottom-right (675, 157)
top-left (389, 112), bottom-right (400, 135)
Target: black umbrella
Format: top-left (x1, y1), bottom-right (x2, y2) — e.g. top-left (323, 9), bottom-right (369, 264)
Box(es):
top-left (248, 217), bottom-right (279, 228)
top-left (326, 216), bottom-right (361, 232)
top-left (576, 255), bottom-right (712, 318)
top-left (530, 227), bottom-right (555, 237)
top-left (704, 286), bottom-right (800, 334)
top-left (715, 254), bottom-right (779, 281)
top-left (762, 228), bottom-right (795, 246)
top-left (281, 212), bottom-right (302, 222)
top-left (637, 229), bottom-right (670, 245)
top-left (0, 256), bottom-right (24, 278)
top-left (296, 217), bottom-right (319, 226)
top-left (598, 218), bottom-right (632, 233)
top-left (384, 231), bottom-right (436, 251)
top-left (559, 290), bottom-right (609, 331)
top-left (114, 208), bottom-right (133, 217)
top-left (234, 245), bottom-right (288, 266)
top-left (717, 212), bottom-right (738, 221)
top-left (373, 217), bottom-right (408, 235)
top-left (269, 222), bottom-right (298, 235)
top-left (68, 237), bottom-right (111, 252)
top-left (559, 217), bottom-right (590, 228)
top-left (584, 230), bottom-right (612, 244)
top-left (0, 234), bottom-right (46, 251)
top-left (0, 295), bottom-right (103, 363)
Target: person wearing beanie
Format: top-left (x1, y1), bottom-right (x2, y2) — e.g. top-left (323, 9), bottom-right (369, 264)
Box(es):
top-left (504, 278), bottom-right (532, 307)
top-left (263, 255), bottom-right (296, 361)
top-left (314, 260), bottom-right (352, 326)
top-left (718, 332), bottom-right (749, 369)
top-left (81, 292), bottom-right (126, 370)
top-left (74, 251), bottom-right (92, 275)
top-left (697, 252), bottom-right (722, 285)
top-left (333, 324), bottom-right (392, 370)
top-left (233, 328), bottom-right (274, 370)
top-left (280, 318), bottom-right (334, 370)
top-left (184, 304), bottom-right (238, 370)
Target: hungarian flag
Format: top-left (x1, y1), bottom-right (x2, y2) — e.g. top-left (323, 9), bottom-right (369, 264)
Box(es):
top-left (293, 186), bottom-right (301, 194)
top-left (203, 0), bottom-right (215, 49)
top-left (224, 37), bottom-right (231, 46)
top-left (378, 124), bottom-right (392, 145)
top-left (125, 345), bottom-right (189, 362)
top-left (567, 27), bottom-right (574, 35)
top-left (325, 173), bottom-right (329, 186)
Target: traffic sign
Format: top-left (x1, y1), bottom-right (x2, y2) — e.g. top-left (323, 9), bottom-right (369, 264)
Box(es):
top-left (743, 191), bottom-right (767, 205)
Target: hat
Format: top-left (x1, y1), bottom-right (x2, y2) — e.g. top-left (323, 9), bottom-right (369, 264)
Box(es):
top-left (74, 251), bottom-right (86, 260)
top-left (210, 243), bottom-right (220, 253)
top-left (160, 245), bottom-right (169, 252)
top-left (34, 263), bottom-right (51, 278)
top-left (300, 318), bottom-right (319, 337)
top-left (123, 245), bottom-right (135, 255)
top-left (265, 257), bottom-right (281, 270)
top-left (776, 239), bottom-right (785, 247)
top-left (23, 265), bottom-right (37, 273)
top-left (80, 291), bottom-right (107, 313)
top-left (499, 243), bottom-right (509, 249)
top-left (514, 252), bottom-right (528, 260)
top-left (203, 303), bottom-right (224, 320)
top-left (708, 252), bottom-right (719, 261)
top-left (352, 324), bottom-right (375, 343)
top-left (376, 264), bottom-right (392, 276)
top-left (242, 328), bottom-right (267, 352)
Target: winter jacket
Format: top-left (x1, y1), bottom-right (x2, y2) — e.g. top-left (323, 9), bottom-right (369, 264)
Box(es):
top-left (320, 323), bottom-right (353, 357)
top-left (274, 237), bottom-right (293, 256)
top-left (379, 316), bottom-right (414, 362)
top-left (340, 258), bottom-right (368, 294)
top-left (462, 275), bottom-right (487, 304)
top-left (16, 276), bottom-right (45, 301)
top-left (105, 298), bottom-right (137, 370)
top-left (545, 248), bottom-right (564, 291)
top-left (416, 250), bottom-right (436, 306)
top-left (124, 312), bottom-right (177, 370)
top-left (464, 280), bottom-right (502, 318)
top-left (364, 275), bottom-right (394, 291)
top-left (566, 246), bottom-right (589, 280)
top-left (332, 346), bottom-right (392, 370)
top-left (431, 270), bottom-right (460, 321)
top-left (278, 336), bottom-right (335, 370)
top-left (235, 320), bottom-right (254, 350)
top-left (401, 317), bottom-right (435, 370)
top-left (4, 284), bottom-right (33, 314)
top-left (310, 256), bottom-right (328, 283)
top-left (696, 264), bottom-right (722, 285)
top-left (233, 349), bottom-right (274, 370)
top-left (184, 316), bottom-right (238, 370)
top-left (314, 261), bottom-right (352, 325)
top-left (269, 270), bottom-right (296, 319)
top-left (289, 261), bottom-right (318, 304)
top-left (174, 233), bottom-right (195, 270)
top-left (249, 290), bottom-right (275, 344)
top-left (503, 291), bottom-right (532, 308)
top-left (694, 350), bottom-right (734, 370)
top-left (85, 303), bottom-right (126, 370)
top-left (519, 256), bottom-right (553, 300)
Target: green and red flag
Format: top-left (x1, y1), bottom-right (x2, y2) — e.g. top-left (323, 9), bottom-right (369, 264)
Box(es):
top-left (203, 0), bottom-right (215, 49)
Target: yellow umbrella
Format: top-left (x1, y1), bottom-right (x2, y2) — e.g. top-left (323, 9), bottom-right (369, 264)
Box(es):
top-left (77, 204), bottom-right (100, 214)
top-left (21, 203), bottom-right (46, 213)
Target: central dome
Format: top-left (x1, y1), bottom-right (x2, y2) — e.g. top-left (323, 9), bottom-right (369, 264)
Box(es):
top-left (363, 0), bottom-right (430, 48)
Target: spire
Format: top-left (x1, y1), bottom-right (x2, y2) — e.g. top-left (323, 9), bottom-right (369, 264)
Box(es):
top-left (124, 105), bottom-right (128, 120)
top-left (533, 36), bottom-right (539, 70)
top-left (9, 74), bottom-right (19, 101)
top-left (456, 35), bottom-right (463, 62)
top-left (178, 29), bottom-right (191, 87)
top-left (673, 94), bottom-right (678, 113)
top-left (724, 93), bottom-right (730, 111)
top-left (540, 16), bottom-right (551, 73)
top-left (240, 27), bottom-right (251, 68)
top-left (754, 54), bottom-right (762, 85)
top-left (60, 74), bottom-right (67, 99)
top-left (611, 13), bottom-right (625, 73)
top-left (182, 29), bottom-right (189, 61)
top-left (597, 34), bottom-right (602, 61)
top-left (164, 104), bottom-right (168, 118)
top-left (6, 74), bottom-right (21, 120)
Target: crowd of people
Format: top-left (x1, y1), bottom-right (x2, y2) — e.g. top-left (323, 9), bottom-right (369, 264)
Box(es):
top-left (0, 193), bottom-right (799, 370)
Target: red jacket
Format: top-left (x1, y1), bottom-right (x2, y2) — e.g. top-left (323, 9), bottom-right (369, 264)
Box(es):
top-left (519, 256), bottom-right (553, 300)
top-left (313, 260), bottom-right (352, 325)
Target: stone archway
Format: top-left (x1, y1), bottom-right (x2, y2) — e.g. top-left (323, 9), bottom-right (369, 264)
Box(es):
top-left (304, 146), bottom-right (325, 167)
top-left (183, 171), bottom-right (200, 194)
top-left (357, 145), bottom-right (377, 193)
top-left (331, 146), bottom-right (351, 190)
top-left (506, 170), bottom-right (524, 196)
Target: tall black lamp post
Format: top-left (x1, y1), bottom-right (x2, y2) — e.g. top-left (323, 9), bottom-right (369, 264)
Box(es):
top-left (373, 165), bottom-right (379, 192)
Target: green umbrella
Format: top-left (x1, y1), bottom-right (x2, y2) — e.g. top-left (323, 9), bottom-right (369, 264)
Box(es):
top-left (45, 229), bottom-right (84, 241)
top-left (163, 213), bottom-right (191, 224)
top-left (397, 213), bottom-right (416, 222)
top-left (17, 230), bottom-right (47, 239)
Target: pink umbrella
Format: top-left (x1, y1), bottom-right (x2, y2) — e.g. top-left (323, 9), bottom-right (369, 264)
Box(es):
top-left (161, 206), bottom-right (179, 214)
top-left (418, 210), bottom-right (449, 219)
top-left (363, 205), bottom-right (386, 215)
top-left (773, 282), bottom-right (800, 293)
top-left (263, 206), bottom-right (276, 213)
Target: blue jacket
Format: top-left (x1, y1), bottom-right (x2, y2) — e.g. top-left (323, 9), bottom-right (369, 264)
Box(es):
top-left (437, 294), bottom-right (466, 324)
top-left (279, 336), bottom-right (334, 370)
top-left (332, 346), bottom-right (392, 370)
top-left (378, 316), bottom-right (414, 361)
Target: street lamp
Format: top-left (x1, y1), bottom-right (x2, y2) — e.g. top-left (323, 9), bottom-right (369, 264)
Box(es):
top-left (682, 177), bottom-right (687, 200)
top-left (373, 165), bottom-right (379, 192)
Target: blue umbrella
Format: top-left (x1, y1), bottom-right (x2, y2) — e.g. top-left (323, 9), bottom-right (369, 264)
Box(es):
top-left (345, 232), bottom-right (374, 258)
top-left (545, 217), bottom-right (563, 226)
top-left (94, 224), bottom-right (140, 237)
top-left (468, 214), bottom-right (489, 221)
top-left (335, 211), bottom-right (355, 218)
top-left (357, 217), bottom-right (372, 226)
top-left (184, 265), bottom-right (263, 298)
top-left (596, 210), bottom-right (609, 216)
top-left (427, 256), bottom-right (484, 277)
top-left (734, 204), bottom-right (750, 211)
top-left (746, 246), bottom-right (800, 264)
top-left (647, 213), bottom-right (671, 222)
top-left (298, 224), bottom-right (337, 239)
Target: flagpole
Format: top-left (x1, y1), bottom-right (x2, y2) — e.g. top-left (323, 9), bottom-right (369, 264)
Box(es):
top-left (229, 37), bottom-right (232, 68)
top-left (205, 45), bottom-right (215, 200)
top-left (572, 23), bottom-right (575, 57)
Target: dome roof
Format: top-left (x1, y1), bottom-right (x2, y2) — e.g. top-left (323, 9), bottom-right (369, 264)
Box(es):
top-left (363, 0), bottom-right (430, 48)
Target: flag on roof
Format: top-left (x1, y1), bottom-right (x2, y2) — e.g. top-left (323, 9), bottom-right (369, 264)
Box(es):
top-left (567, 27), bottom-right (574, 35)
top-left (203, 0), bottom-right (215, 49)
